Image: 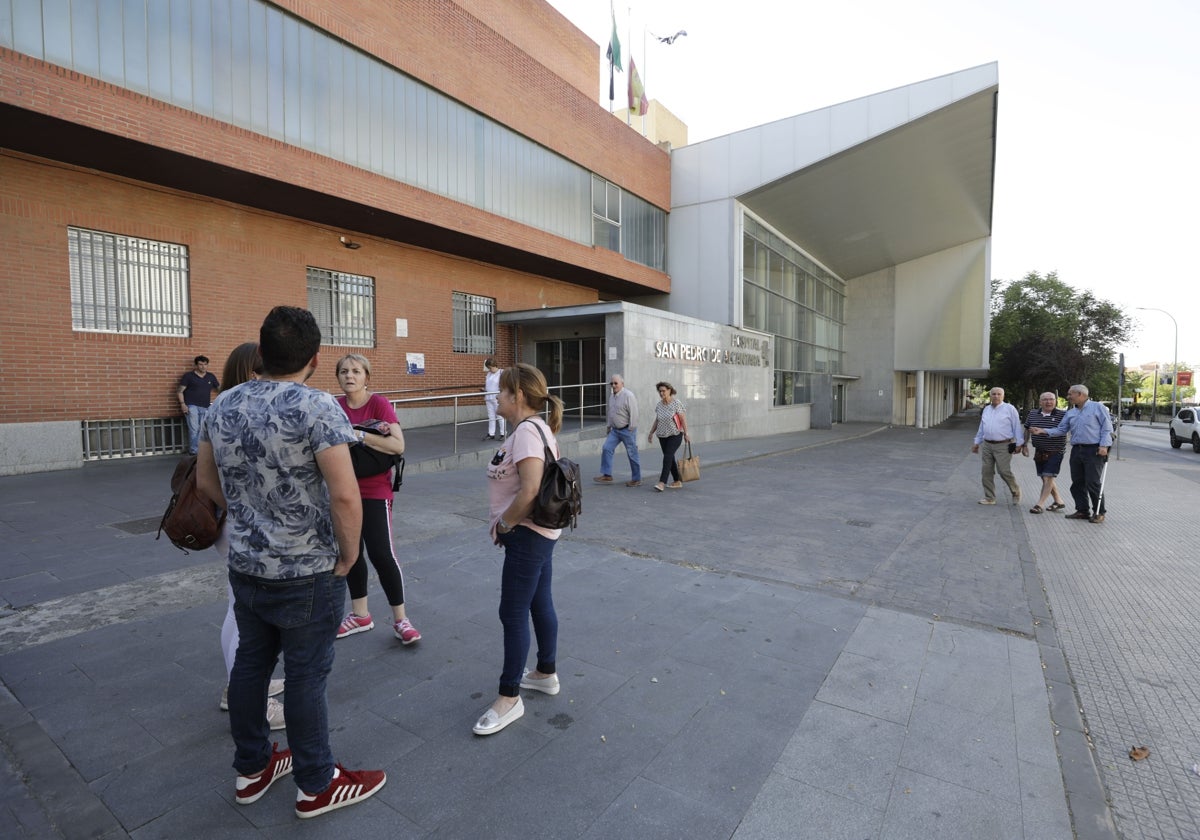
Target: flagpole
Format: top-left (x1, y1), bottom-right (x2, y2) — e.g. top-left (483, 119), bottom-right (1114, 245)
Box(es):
top-left (641, 23), bottom-right (647, 136)
top-left (626, 7), bottom-right (632, 127)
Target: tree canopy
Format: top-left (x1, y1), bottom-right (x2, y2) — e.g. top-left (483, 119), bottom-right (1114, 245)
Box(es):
top-left (988, 271), bottom-right (1133, 406)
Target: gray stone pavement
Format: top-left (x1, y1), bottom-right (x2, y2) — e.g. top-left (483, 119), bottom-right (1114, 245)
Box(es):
top-left (0, 414), bottom-right (1192, 838)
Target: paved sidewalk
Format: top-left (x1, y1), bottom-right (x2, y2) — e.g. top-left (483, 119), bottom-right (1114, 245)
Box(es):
top-left (1, 414), bottom-right (1190, 838)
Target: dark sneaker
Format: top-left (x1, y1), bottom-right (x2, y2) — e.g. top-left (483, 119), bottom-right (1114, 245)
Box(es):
top-left (235, 744), bottom-right (292, 805)
top-left (296, 765), bottom-right (387, 819)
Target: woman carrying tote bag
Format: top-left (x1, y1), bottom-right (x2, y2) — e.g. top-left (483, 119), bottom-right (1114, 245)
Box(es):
top-left (647, 381), bottom-right (688, 492)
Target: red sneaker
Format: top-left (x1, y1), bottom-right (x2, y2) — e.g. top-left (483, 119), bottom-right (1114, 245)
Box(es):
top-left (393, 618), bottom-right (422, 645)
top-left (235, 744), bottom-right (292, 805)
top-left (336, 613), bottom-right (374, 639)
top-left (295, 765), bottom-right (387, 819)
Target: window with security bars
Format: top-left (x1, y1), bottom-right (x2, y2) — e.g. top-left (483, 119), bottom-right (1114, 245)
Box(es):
top-left (452, 292), bottom-right (495, 354)
top-left (307, 267), bottom-right (376, 347)
top-left (68, 227), bottom-right (191, 336)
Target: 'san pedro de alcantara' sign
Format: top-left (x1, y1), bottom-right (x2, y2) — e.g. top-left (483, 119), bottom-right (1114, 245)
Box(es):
top-left (653, 334), bottom-right (769, 367)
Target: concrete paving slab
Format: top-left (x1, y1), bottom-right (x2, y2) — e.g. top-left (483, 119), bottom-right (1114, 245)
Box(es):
top-left (732, 774), bottom-right (886, 840)
top-left (772, 700), bottom-right (907, 811)
top-left (879, 767), bottom-right (1025, 840)
top-left (901, 697), bottom-right (1021, 803)
top-left (581, 775), bottom-right (739, 840)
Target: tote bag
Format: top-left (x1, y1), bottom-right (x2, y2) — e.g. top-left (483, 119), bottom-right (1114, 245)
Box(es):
top-left (677, 440), bottom-right (700, 482)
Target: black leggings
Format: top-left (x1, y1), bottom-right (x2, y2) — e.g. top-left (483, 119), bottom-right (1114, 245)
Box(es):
top-left (657, 433), bottom-right (683, 484)
top-left (346, 497), bottom-right (406, 605)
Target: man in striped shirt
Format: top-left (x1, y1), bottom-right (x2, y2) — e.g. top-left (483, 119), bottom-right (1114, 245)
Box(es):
top-left (1022, 392), bottom-right (1067, 514)
top-left (1029, 383), bottom-right (1113, 523)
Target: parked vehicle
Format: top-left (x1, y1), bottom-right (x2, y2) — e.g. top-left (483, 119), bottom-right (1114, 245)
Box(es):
top-left (1169, 408), bottom-right (1200, 453)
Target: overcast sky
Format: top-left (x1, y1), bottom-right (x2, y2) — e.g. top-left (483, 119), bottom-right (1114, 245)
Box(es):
top-left (547, 0), bottom-right (1199, 372)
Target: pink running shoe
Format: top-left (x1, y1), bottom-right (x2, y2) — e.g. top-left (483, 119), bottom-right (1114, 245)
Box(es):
top-left (393, 618), bottom-right (421, 645)
top-left (336, 613), bottom-right (374, 639)
top-left (295, 765), bottom-right (387, 819)
top-left (235, 744), bottom-right (292, 805)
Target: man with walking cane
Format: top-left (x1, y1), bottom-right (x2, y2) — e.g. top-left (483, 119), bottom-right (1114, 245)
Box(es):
top-left (1029, 384), bottom-right (1114, 523)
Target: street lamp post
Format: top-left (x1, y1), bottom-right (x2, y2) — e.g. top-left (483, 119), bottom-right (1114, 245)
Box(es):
top-left (1137, 307), bottom-right (1179, 420)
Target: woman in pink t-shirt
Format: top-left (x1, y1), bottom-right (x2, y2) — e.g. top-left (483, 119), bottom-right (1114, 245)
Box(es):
top-left (473, 363), bottom-right (563, 735)
top-left (333, 354), bottom-right (421, 645)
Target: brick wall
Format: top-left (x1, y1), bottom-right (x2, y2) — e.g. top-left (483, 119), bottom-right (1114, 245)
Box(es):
top-left (0, 153), bottom-right (599, 423)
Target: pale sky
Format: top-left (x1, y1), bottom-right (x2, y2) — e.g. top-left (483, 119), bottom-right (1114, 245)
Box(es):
top-left (548, 0), bottom-right (1199, 372)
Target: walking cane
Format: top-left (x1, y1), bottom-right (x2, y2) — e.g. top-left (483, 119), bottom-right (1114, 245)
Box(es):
top-left (1095, 455), bottom-right (1109, 515)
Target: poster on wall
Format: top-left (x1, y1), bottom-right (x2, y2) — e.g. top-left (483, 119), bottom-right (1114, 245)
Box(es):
top-left (406, 353), bottom-right (425, 375)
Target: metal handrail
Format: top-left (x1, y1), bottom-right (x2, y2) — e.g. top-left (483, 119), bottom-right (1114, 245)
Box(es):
top-left (382, 381), bottom-right (608, 453)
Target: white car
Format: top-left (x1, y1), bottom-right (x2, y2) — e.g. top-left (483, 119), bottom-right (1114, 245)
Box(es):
top-left (1169, 408), bottom-right (1200, 453)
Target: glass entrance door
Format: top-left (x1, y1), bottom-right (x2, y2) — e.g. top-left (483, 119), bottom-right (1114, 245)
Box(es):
top-left (534, 338), bottom-right (606, 420)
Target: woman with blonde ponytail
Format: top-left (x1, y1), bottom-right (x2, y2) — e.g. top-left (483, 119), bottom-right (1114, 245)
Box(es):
top-left (473, 363), bottom-right (565, 735)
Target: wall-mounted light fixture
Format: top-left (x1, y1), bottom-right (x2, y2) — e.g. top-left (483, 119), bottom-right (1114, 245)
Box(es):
top-left (339, 236), bottom-right (361, 250)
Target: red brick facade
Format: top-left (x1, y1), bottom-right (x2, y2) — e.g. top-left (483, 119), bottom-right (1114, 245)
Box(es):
top-left (0, 1), bottom-right (672, 431)
top-left (0, 153), bottom-right (600, 421)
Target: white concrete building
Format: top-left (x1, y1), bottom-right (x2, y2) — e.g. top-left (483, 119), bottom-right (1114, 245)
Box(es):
top-left (508, 63), bottom-right (998, 439)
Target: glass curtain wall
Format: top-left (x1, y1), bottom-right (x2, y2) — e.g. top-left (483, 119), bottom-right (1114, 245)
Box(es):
top-left (741, 213), bottom-right (845, 406)
top-left (3, 0), bottom-right (664, 271)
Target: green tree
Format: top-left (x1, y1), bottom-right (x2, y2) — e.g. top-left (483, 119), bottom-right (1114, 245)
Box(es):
top-left (987, 271), bottom-right (1133, 405)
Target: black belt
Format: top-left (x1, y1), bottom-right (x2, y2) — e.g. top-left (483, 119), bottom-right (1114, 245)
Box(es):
top-left (985, 438), bottom-right (1013, 444)
top-left (614, 425), bottom-right (628, 431)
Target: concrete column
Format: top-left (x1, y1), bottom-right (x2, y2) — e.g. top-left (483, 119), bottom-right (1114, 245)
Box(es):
top-left (915, 370), bottom-right (926, 429)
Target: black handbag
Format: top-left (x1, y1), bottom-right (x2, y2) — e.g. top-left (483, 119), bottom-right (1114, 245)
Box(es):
top-left (349, 423), bottom-right (405, 490)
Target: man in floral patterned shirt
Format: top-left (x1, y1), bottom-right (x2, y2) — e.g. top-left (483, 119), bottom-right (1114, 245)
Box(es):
top-left (197, 306), bottom-right (386, 818)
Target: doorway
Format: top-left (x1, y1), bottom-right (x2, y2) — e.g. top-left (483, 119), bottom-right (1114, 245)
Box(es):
top-left (535, 338), bottom-right (606, 419)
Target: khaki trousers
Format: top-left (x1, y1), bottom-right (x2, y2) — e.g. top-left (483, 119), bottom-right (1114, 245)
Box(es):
top-left (981, 440), bottom-right (1019, 501)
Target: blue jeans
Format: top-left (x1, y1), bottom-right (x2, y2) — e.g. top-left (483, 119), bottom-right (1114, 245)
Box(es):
top-left (186, 404), bottom-right (208, 454)
top-left (600, 427), bottom-right (640, 481)
top-left (496, 526), bottom-right (558, 697)
top-left (228, 569), bottom-right (343, 794)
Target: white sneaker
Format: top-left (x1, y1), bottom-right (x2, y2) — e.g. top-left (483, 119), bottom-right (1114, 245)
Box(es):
top-left (519, 670), bottom-right (560, 695)
top-left (473, 697), bottom-right (524, 735)
top-left (266, 697), bottom-right (286, 731)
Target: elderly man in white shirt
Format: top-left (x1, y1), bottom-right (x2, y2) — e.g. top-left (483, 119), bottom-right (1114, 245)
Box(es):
top-left (970, 386), bottom-right (1025, 505)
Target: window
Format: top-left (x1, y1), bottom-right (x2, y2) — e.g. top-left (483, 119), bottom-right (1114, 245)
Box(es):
top-left (452, 292), bottom-right (495, 354)
top-left (591, 174), bottom-right (620, 252)
top-left (742, 214), bottom-right (845, 406)
top-left (307, 267), bottom-right (375, 347)
top-left (68, 226), bottom-right (190, 336)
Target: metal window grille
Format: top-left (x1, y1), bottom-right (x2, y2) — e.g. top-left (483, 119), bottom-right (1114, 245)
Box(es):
top-left (452, 292), bottom-right (495, 354)
top-left (307, 267), bottom-right (376, 347)
top-left (68, 227), bottom-right (191, 336)
top-left (81, 417), bottom-right (188, 460)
